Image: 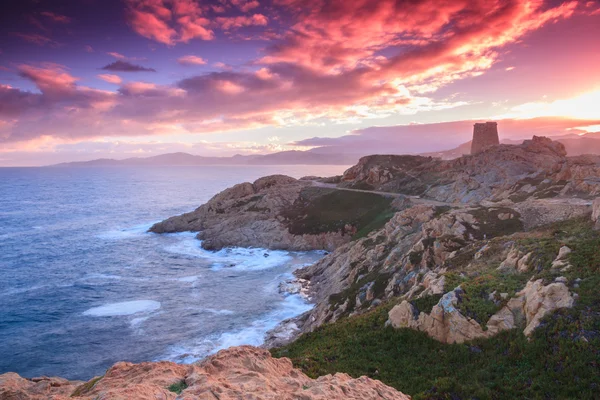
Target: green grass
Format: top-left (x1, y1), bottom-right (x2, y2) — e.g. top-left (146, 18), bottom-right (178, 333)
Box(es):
top-left (272, 216), bottom-right (600, 399)
top-left (167, 380), bottom-right (188, 394)
top-left (454, 272), bottom-right (530, 325)
top-left (283, 187), bottom-right (394, 237)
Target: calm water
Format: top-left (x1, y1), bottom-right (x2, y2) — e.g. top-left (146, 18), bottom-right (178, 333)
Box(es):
top-left (0, 165), bottom-right (348, 380)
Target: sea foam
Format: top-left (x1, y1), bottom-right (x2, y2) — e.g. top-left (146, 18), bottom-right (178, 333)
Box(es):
top-left (83, 300), bottom-right (161, 317)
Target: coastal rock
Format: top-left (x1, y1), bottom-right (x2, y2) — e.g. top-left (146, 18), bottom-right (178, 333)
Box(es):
top-left (292, 204), bottom-right (518, 335)
top-left (150, 174), bottom-right (397, 251)
top-left (0, 346), bottom-right (411, 400)
top-left (386, 279), bottom-right (575, 343)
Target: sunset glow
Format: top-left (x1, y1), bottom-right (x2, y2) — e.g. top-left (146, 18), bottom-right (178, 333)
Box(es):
top-left (1, 0), bottom-right (600, 165)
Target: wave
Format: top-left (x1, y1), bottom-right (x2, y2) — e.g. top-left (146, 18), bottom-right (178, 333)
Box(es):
top-left (160, 294), bottom-right (312, 364)
top-left (163, 234), bottom-right (294, 272)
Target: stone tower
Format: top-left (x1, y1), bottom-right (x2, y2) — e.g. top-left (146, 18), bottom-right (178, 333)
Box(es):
top-left (471, 122), bottom-right (499, 154)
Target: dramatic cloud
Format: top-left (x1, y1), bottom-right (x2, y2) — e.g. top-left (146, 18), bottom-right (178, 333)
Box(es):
top-left (101, 61), bottom-right (156, 72)
top-left (177, 55), bottom-right (207, 65)
top-left (1, 0), bottom-right (598, 161)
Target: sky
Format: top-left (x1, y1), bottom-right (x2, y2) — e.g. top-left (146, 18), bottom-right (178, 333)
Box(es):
top-left (1, 0), bottom-right (600, 166)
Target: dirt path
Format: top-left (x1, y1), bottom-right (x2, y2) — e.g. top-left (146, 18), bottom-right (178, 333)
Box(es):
top-left (309, 180), bottom-right (454, 207)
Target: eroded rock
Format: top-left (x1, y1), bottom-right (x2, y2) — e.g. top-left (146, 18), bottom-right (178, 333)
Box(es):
top-left (0, 346), bottom-right (411, 400)
top-left (387, 279), bottom-right (575, 343)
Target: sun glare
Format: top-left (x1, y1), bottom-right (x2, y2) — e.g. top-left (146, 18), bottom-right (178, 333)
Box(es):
top-left (500, 89), bottom-right (600, 120)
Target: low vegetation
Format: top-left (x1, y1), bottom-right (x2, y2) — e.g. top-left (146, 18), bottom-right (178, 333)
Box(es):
top-left (283, 187), bottom-right (394, 237)
top-left (71, 376), bottom-right (103, 397)
top-left (167, 380), bottom-right (188, 394)
top-left (272, 217), bottom-right (600, 399)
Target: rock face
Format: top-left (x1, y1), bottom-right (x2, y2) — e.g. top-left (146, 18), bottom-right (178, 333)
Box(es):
top-left (149, 175), bottom-right (393, 251)
top-left (341, 136), bottom-right (600, 203)
top-left (471, 122), bottom-right (500, 154)
top-left (0, 346), bottom-right (411, 400)
top-left (387, 279), bottom-right (575, 343)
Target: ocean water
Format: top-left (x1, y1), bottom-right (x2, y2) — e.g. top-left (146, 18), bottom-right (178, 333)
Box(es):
top-left (0, 165), bottom-right (348, 380)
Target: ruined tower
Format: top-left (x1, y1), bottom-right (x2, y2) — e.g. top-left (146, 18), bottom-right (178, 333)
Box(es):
top-left (471, 122), bottom-right (499, 154)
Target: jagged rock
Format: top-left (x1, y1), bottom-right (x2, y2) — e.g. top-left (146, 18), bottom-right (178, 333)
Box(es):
top-left (497, 247), bottom-right (522, 273)
top-left (0, 346), bottom-right (411, 400)
top-left (551, 246), bottom-right (572, 271)
top-left (387, 279), bottom-right (575, 343)
top-left (517, 252), bottom-right (533, 272)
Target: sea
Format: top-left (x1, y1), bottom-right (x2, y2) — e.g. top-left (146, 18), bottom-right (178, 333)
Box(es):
top-left (0, 165), bottom-right (349, 380)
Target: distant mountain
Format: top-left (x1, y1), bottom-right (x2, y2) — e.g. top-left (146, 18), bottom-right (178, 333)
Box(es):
top-left (51, 150), bottom-right (359, 167)
top-left (50, 132), bottom-right (600, 167)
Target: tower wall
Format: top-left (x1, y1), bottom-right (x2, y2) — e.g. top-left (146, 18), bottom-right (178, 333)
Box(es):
top-left (471, 122), bottom-right (499, 154)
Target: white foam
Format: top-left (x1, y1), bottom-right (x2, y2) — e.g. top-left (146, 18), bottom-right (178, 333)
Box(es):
top-left (83, 300), bottom-right (161, 317)
top-left (202, 308), bottom-right (235, 315)
top-left (160, 295), bottom-right (312, 364)
top-left (177, 276), bottom-right (199, 283)
top-left (164, 236), bottom-right (294, 271)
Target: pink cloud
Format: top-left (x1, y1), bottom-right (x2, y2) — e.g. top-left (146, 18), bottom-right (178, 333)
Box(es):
top-left (126, 0), bottom-right (214, 45)
top-left (18, 64), bottom-right (78, 94)
top-left (217, 14), bottom-right (268, 30)
top-left (84, 45), bottom-right (94, 53)
top-left (107, 52), bottom-right (127, 59)
top-left (98, 74), bottom-right (123, 85)
top-left (0, 0), bottom-right (589, 150)
top-left (177, 55), bottom-right (207, 65)
top-left (237, 0), bottom-right (260, 12)
top-left (40, 11), bottom-right (72, 24)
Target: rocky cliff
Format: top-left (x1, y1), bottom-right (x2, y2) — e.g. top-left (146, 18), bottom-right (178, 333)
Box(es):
top-left (268, 198), bottom-right (590, 346)
top-left (150, 174), bottom-right (399, 251)
top-left (0, 346), bottom-right (410, 399)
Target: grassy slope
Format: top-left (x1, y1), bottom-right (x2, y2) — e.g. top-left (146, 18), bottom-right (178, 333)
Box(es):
top-left (272, 217), bottom-right (600, 399)
top-left (282, 187), bottom-right (394, 238)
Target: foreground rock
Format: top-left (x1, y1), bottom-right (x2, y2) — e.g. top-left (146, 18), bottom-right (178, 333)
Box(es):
top-left (0, 346), bottom-right (410, 400)
top-left (150, 174), bottom-right (397, 251)
top-left (387, 279), bottom-right (575, 343)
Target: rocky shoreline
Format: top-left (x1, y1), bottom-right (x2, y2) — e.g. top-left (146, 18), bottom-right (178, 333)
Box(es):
top-left (4, 136), bottom-right (600, 398)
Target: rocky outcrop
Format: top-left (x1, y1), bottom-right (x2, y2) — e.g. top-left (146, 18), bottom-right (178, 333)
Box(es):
top-left (0, 346), bottom-right (410, 400)
top-left (341, 136), bottom-right (600, 203)
top-left (387, 278), bottom-right (575, 343)
top-left (150, 175), bottom-right (395, 251)
top-left (287, 204), bottom-right (525, 336)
